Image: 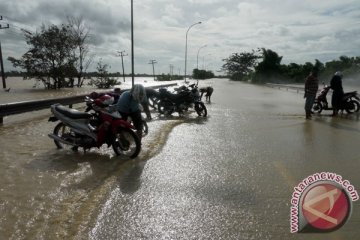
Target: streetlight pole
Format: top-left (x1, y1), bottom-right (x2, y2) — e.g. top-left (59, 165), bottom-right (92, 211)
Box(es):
top-left (1, 16), bottom-right (10, 89)
top-left (184, 21), bottom-right (201, 83)
top-left (203, 53), bottom-right (212, 70)
top-left (197, 44), bottom-right (207, 70)
top-left (0, 42), bottom-right (6, 89)
top-left (130, 0), bottom-right (135, 87)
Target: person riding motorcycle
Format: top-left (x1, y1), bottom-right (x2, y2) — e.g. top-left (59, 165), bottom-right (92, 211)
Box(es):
top-left (330, 71), bottom-right (344, 116)
top-left (112, 84), bottom-right (147, 140)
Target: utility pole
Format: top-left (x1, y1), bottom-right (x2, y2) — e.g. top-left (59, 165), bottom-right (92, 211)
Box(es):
top-left (117, 50), bottom-right (128, 82)
top-left (0, 16), bottom-right (10, 89)
top-left (169, 64), bottom-right (174, 80)
top-left (148, 60), bottom-right (157, 81)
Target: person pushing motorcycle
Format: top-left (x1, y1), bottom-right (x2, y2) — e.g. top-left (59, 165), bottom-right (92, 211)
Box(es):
top-left (112, 84), bottom-right (148, 140)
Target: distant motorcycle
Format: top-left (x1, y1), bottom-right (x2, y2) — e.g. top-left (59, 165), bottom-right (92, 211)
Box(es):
top-left (48, 96), bottom-right (141, 158)
top-left (157, 83), bottom-right (207, 117)
top-left (312, 85), bottom-right (360, 114)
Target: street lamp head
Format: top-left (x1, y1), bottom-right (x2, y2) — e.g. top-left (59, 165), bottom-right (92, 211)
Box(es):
top-left (184, 21), bottom-right (203, 82)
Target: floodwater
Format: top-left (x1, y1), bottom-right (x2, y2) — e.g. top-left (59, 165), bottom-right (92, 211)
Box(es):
top-left (0, 78), bottom-right (360, 239)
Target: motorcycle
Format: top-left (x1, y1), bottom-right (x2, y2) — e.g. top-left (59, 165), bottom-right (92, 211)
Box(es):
top-left (146, 88), bottom-right (161, 110)
top-left (312, 85), bottom-right (360, 114)
top-left (156, 83), bottom-right (207, 117)
top-left (48, 99), bottom-right (141, 158)
top-left (85, 96), bottom-right (149, 137)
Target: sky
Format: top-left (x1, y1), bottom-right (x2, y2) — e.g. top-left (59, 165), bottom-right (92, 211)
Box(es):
top-left (0, 0), bottom-right (360, 75)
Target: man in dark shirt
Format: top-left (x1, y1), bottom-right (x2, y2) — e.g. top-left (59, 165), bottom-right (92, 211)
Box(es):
top-left (304, 68), bottom-right (319, 119)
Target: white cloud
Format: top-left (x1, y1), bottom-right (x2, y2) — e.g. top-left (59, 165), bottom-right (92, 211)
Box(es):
top-left (0, 0), bottom-right (360, 74)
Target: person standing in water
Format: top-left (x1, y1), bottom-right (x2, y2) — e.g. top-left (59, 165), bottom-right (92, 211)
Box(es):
top-left (304, 68), bottom-right (319, 119)
top-left (330, 71), bottom-right (344, 116)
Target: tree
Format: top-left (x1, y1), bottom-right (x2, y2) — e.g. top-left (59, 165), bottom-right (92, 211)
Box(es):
top-left (67, 16), bottom-right (93, 87)
top-left (253, 48), bottom-right (283, 83)
top-left (222, 50), bottom-right (260, 81)
top-left (192, 68), bottom-right (215, 79)
top-left (89, 59), bottom-right (119, 89)
top-left (281, 62), bottom-right (304, 82)
top-left (156, 74), bottom-right (183, 81)
top-left (8, 24), bottom-right (78, 89)
top-left (222, 49), bottom-right (360, 84)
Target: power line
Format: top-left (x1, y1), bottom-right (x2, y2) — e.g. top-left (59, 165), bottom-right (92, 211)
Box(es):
top-left (169, 64), bottom-right (174, 79)
top-left (148, 59), bottom-right (157, 81)
top-left (117, 50), bottom-right (128, 82)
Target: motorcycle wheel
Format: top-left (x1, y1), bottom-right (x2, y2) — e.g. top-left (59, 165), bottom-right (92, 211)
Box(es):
top-left (142, 120), bottom-right (149, 137)
top-left (53, 122), bottom-right (78, 151)
top-left (195, 102), bottom-right (207, 117)
top-left (312, 101), bottom-right (323, 113)
top-left (354, 100), bottom-right (360, 112)
top-left (112, 127), bottom-right (141, 158)
top-left (158, 100), bottom-right (174, 115)
top-left (148, 96), bottom-right (159, 109)
top-left (345, 100), bottom-right (359, 114)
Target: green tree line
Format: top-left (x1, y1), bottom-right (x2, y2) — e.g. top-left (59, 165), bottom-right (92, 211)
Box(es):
top-left (7, 17), bottom-right (119, 89)
top-left (222, 48), bottom-right (360, 84)
top-left (192, 69), bottom-right (215, 79)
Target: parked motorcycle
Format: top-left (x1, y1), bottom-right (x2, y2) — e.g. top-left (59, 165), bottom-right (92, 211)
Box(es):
top-left (85, 95), bottom-right (148, 137)
top-left (312, 85), bottom-right (360, 114)
top-left (146, 88), bottom-right (161, 110)
top-left (48, 97), bottom-right (141, 158)
top-left (157, 83), bottom-right (207, 117)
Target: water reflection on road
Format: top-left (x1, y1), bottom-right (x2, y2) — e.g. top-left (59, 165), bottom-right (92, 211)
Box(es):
top-left (91, 79), bottom-right (360, 240)
top-left (0, 79), bottom-right (359, 239)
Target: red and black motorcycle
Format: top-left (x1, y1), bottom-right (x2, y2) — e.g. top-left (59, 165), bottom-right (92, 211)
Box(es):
top-left (48, 95), bottom-right (141, 158)
top-left (312, 85), bottom-right (360, 114)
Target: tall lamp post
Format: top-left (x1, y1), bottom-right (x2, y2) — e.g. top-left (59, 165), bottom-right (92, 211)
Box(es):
top-left (130, 0), bottom-right (135, 87)
top-left (197, 44), bottom-right (207, 69)
top-left (184, 21), bottom-right (201, 83)
top-left (203, 53), bottom-right (212, 70)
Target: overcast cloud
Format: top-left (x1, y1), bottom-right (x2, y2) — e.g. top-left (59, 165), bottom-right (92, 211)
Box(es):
top-left (1, 0), bottom-right (360, 75)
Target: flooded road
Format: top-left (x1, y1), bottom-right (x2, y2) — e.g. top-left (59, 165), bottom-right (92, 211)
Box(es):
top-left (1, 78), bottom-right (360, 239)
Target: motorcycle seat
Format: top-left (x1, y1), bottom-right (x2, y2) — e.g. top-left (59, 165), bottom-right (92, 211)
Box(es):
top-left (168, 91), bottom-right (191, 102)
top-left (55, 105), bottom-right (92, 119)
top-left (344, 91), bottom-right (357, 95)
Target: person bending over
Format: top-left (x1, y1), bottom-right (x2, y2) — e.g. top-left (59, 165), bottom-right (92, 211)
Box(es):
top-left (114, 84), bottom-right (146, 140)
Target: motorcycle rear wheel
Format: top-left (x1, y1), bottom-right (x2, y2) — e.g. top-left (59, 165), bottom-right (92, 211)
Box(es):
top-left (353, 100), bottom-right (360, 112)
top-left (158, 100), bottom-right (174, 115)
top-left (142, 120), bottom-right (149, 137)
top-left (195, 102), bottom-right (207, 117)
top-left (112, 127), bottom-right (141, 158)
top-left (148, 96), bottom-right (160, 109)
top-left (345, 100), bottom-right (359, 114)
top-left (53, 122), bottom-right (78, 151)
top-left (312, 101), bottom-right (323, 113)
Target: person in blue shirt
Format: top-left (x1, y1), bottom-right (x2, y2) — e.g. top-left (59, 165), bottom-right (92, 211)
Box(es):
top-left (115, 84), bottom-right (147, 140)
